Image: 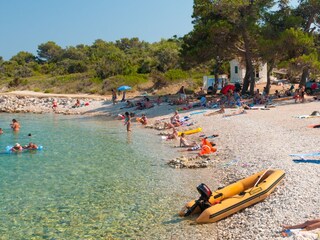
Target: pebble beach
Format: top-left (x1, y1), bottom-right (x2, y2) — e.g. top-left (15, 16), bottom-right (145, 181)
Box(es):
top-left (1, 90), bottom-right (320, 239)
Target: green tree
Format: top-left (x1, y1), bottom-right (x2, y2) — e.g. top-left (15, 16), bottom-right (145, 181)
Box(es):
top-left (259, 2), bottom-right (302, 93)
top-left (278, 28), bottom-right (319, 83)
top-left (152, 39), bottom-right (180, 72)
top-left (181, 9), bottom-right (237, 85)
top-left (10, 51), bottom-right (36, 65)
top-left (294, 0), bottom-right (320, 85)
top-left (37, 41), bottom-right (63, 62)
top-left (115, 37), bottom-right (151, 73)
top-left (182, 0), bottom-right (275, 95)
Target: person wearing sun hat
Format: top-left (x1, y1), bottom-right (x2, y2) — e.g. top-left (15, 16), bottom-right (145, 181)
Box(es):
top-left (11, 143), bottom-right (23, 152)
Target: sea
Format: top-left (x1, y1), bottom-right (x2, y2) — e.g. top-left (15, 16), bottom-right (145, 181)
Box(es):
top-left (0, 113), bottom-right (199, 239)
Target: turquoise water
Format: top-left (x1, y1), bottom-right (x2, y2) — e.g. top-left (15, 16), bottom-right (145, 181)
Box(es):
top-left (0, 114), bottom-right (193, 239)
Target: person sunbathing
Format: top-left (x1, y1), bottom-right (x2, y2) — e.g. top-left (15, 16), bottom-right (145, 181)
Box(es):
top-left (144, 98), bottom-right (154, 109)
top-left (138, 114), bottom-right (148, 125)
top-left (204, 107), bottom-right (225, 116)
top-left (124, 100), bottom-right (134, 108)
top-left (167, 128), bottom-right (178, 140)
top-left (179, 133), bottom-right (197, 147)
top-left (186, 139), bottom-right (216, 152)
top-left (223, 109), bottom-right (246, 117)
top-left (168, 111), bottom-right (181, 127)
top-left (282, 219), bottom-right (320, 231)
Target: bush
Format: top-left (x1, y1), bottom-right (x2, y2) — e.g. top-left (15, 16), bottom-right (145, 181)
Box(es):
top-left (102, 74), bottom-right (148, 91)
top-left (44, 89), bottom-right (53, 93)
top-left (164, 69), bottom-right (189, 82)
top-left (8, 77), bottom-right (21, 88)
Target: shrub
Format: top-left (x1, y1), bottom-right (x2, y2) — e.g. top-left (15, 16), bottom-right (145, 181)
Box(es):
top-left (102, 74), bottom-right (148, 91)
top-left (8, 77), bottom-right (21, 88)
top-left (164, 69), bottom-right (189, 82)
top-left (44, 89), bottom-right (53, 93)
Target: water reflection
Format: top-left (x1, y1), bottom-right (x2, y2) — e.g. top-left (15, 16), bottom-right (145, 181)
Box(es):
top-left (126, 131), bottom-right (132, 144)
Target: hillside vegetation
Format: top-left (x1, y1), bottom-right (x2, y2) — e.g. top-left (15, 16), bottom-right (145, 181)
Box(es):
top-left (0, 38), bottom-right (207, 95)
top-left (0, 1), bottom-right (320, 95)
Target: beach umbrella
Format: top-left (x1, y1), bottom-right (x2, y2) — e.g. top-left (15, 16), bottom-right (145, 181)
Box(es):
top-left (220, 85), bottom-right (235, 95)
top-left (117, 85), bottom-right (131, 91)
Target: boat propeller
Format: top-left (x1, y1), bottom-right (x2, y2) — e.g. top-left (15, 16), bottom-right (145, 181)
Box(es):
top-left (184, 183), bottom-right (212, 217)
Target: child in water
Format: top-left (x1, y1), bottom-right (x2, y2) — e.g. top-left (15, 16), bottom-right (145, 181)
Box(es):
top-left (124, 112), bottom-right (131, 131)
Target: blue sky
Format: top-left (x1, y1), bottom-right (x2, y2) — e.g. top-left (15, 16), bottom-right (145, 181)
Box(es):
top-left (0, 0), bottom-right (194, 60)
top-left (0, 0), bottom-right (299, 60)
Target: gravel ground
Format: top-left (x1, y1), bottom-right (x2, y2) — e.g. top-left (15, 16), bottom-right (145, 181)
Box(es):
top-left (150, 100), bottom-right (320, 240)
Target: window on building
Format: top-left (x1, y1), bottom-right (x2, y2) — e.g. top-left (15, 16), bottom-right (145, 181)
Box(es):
top-left (235, 66), bottom-right (238, 74)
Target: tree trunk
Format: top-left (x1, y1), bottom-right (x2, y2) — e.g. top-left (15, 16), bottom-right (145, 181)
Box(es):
top-left (249, 62), bottom-right (255, 95)
top-left (266, 62), bottom-right (274, 94)
top-left (300, 67), bottom-right (309, 86)
top-left (242, 29), bottom-right (255, 95)
top-left (242, 65), bottom-right (250, 95)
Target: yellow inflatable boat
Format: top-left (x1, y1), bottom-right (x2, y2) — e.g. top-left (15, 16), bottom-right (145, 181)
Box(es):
top-left (178, 127), bottom-right (202, 136)
top-left (179, 169), bottom-right (285, 223)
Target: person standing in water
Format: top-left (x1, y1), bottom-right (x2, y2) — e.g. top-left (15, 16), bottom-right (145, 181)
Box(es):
top-left (11, 119), bottom-right (20, 131)
top-left (124, 112), bottom-right (131, 131)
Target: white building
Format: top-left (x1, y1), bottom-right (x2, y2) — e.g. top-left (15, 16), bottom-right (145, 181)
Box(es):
top-left (230, 59), bottom-right (267, 84)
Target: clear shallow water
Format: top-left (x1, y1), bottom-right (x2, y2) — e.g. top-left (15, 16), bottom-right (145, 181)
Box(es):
top-left (0, 114), bottom-right (195, 239)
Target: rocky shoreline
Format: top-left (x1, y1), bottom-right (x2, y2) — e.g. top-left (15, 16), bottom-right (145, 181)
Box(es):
top-left (0, 95), bottom-right (104, 115)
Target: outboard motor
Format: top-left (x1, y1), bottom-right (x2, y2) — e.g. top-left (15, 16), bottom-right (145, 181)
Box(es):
top-left (184, 183), bottom-right (212, 217)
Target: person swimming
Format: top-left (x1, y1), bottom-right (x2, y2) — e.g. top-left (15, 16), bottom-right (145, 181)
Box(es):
top-left (11, 143), bottom-right (23, 152)
top-left (23, 142), bottom-right (38, 150)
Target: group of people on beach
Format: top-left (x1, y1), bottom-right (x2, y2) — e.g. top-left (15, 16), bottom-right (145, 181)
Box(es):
top-left (118, 84), bottom-right (320, 235)
top-left (51, 99), bottom-right (89, 112)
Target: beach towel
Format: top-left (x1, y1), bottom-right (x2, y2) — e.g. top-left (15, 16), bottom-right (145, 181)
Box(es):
top-left (289, 152), bottom-right (320, 159)
top-left (190, 110), bottom-right (208, 116)
top-left (287, 229), bottom-right (320, 240)
top-left (219, 159), bottom-right (240, 168)
top-left (293, 159), bottom-right (320, 164)
top-left (295, 112), bottom-right (320, 119)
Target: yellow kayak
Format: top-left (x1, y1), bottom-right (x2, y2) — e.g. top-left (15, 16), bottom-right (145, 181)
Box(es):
top-left (179, 169), bottom-right (285, 223)
top-left (178, 127), bottom-right (202, 136)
